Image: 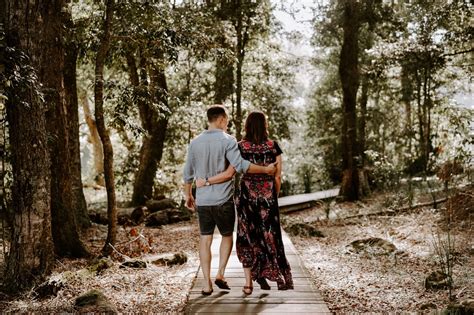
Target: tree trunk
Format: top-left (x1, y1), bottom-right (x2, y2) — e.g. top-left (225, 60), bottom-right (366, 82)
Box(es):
top-left (39, 0), bottom-right (89, 257)
top-left (4, 0), bottom-right (54, 292)
top-left (130, 56), bottom-right (170, 206)
top-left (214, 34), bottom-right (234, 104)
top-left (95, 0), bottom-right (117, 257)
top-left (79, 90), bottom-right (105, 185)
top-left (401, 64), bottom-right (412, 145)
top-left (415, 68), bottom-right (427, 172)
top-left (64, 10), bottom-right (91, 230)
top-left (234, 0), bottom-right (245, 141)
top-left (338, 0), bottom-right (360, 201)
top-left (358, 73), bottom-right (370, 197)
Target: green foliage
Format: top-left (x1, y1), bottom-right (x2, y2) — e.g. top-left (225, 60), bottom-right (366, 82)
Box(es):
top-left (307, 0), bottom-right (472, 190)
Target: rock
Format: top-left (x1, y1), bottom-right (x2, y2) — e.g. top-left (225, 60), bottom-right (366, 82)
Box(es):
top-left (149, 252), bottom-right (188, 266)
top-left (145, 211), bottom-right (169, 227)
top-left (443, 299), bottom-right (474, 315)
top-left (34, 278), bottom-right (65, 299)
top-left (131, 206), bottom-right (148, 225)
top-left (167, 207), bottom-right (191, 224)
top-left (425, 270), bottom-right (451, 290)
top-left (146, 198), bottom-right (177, 213)
top-left (349, 237), bottom-right (397, 255)
top-left (89, 208), bottom-right (109, 225)
top-left (119, 260), bottom-right (147, 269)
top-left (90, 206), bottom-right (150, 226)
top-left (285, 223), bottom-right (325, 238)
top-left (74, 289), bottom-right (117, 314)
top-left (87, 257), bottom-right (113, 274)
top-left (154, 194), bottom-right (166, 201)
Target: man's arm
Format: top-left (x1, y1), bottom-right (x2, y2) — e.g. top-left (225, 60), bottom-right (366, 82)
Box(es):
top-left (183, 182), bottom-right (195, 211)
top-left (247, 162), bottom-right (277, 174)
top-left (225, 139), bottom-right (276, 175)
top-left (183, 143), bottom-right (195, 211)
top-left (196, 165), bottom-right (236, 188)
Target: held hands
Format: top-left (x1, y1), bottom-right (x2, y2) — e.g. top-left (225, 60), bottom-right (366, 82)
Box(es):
top-left (265, 162), bottom-right (278, 175)
top-left (196, 178), bottom-right (206, 188)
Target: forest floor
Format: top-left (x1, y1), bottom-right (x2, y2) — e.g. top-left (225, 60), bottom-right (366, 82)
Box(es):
top-left (0, 186), bottom-right (472, 313)
top-left (285, 187), bottom-right (473, 313)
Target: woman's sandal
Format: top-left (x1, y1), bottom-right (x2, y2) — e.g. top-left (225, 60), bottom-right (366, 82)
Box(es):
top-left (201, 288), bottom-right (213, 296)
top-left (242, 286), bottom-right (253, 295)
top-left (256, 278), bottom-right (271, 290)
top-left (277, 282), bottom-right (287, 291)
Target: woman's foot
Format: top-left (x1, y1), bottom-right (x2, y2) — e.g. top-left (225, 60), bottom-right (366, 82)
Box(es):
top-left (277, 281), bottom-right (287, 290)
top-left (202, 280), bottom-right (213, 295)
top-left (242, 285), bottom-right (253, 295)
top-left (256, 278), bottom-right (271, 290)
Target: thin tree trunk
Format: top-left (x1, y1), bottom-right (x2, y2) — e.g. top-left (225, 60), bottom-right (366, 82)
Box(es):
top-left (130, 58), bottom-right (169, 206)
top-left (358, 73), bottom-right (370, 197)
top-left (64, 10), bottom-right (91, 230)
top-left (401, 63), bottom-right (413, 165)
top-left (338, 0), bottom-right (360, 201)
top-left (214, 34), bottom-right (234, 104)
top-left (4, 0), bottom-right (54, 292)
top-left (234, 0), bottom-right (244, 140)
top-left (95, 0), bottom-right (117, 257)
top-left (80, 90), bottom-right (105, 185)
top-left (41, 0), bottom-right (88, 257)
top-left (415, 69), bottom-right (425, 172)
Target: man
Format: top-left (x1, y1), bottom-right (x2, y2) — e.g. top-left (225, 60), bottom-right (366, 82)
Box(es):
top-left (183, 105), bottom-right (276, 295)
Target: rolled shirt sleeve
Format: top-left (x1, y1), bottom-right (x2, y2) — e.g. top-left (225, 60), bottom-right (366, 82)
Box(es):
top-left (225, 139), bottom-right (250, 173)
top-left (183, 143), bottom-right (194, 183)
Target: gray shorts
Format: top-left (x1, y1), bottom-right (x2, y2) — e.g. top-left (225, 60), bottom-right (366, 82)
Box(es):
top-left (196, 200), bottom-right (235, 236)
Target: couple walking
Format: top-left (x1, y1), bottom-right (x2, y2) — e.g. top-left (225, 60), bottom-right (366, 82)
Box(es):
top-left (183, 105), bottom-right (293, 296)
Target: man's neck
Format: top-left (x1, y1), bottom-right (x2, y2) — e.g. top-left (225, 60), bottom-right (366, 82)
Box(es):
top-left (208, 124), bottom-right (222, 131)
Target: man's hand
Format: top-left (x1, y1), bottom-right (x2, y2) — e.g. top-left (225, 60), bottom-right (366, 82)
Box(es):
top-left (185, 194), bottom-right (196, 211)
top-left (265, 162), bottom-right (278, 175)
top-left (196, 178), bottom-right (206, 188)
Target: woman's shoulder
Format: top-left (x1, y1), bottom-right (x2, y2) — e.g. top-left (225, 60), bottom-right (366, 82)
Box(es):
top-left (267, 139), bottom-right (282, 155)
top-left (238, 139), bottom-right (252, 149)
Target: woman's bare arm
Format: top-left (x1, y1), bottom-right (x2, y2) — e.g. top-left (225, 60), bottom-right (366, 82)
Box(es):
top-left (275, 155), bottom-right (282, 196)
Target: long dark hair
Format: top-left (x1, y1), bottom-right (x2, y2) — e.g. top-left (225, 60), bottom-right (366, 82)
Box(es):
top-left (244, 111), bottom-right (268, 144)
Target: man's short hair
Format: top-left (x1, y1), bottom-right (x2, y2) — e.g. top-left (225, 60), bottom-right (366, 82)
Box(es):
top-left (207, 105), bottom-right (227, 122)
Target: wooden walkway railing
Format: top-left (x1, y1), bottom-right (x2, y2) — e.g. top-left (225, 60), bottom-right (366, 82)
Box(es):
top-left (278, 188), bottom-right (339, 213)
top-left (185, 231), bottom-right (330, 314)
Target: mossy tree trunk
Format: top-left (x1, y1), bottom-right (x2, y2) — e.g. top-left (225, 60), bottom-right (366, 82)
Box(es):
top-left (4, 0), bottom-right (54, 292)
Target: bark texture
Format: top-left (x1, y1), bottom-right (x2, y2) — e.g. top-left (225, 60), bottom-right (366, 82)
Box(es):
top-left (41, 0), bottom-right (88, 257)
top-left (338, 0), bottom-right (360, 201)
top-left (64, 10), bottom-right (91, 230)
top-left (4, 0), bottom-right (54, 292)
top-left (129, 52), bottom-right (170, 206)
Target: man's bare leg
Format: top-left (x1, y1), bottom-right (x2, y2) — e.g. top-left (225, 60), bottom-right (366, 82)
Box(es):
top-left (216, 234), bottom-right (233, 281)
top-left (200, 235), bottom-right (213, 292)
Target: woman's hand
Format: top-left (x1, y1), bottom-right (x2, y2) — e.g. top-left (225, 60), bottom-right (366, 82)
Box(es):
top-left (196, 178), bottom-right (206, 188)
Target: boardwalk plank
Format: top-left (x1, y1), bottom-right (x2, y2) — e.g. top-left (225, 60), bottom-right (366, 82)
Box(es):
top-left (185, 231), bottom-right (330, 314)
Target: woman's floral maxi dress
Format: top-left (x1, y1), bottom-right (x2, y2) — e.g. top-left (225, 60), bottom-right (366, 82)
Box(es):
top-left (235, 139), bottom-right (293, 289)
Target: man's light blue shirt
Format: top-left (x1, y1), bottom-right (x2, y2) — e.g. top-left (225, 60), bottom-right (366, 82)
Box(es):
top-left (183, 129), bottom-right (251, 206)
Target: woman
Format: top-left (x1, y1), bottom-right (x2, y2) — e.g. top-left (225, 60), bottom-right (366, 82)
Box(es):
top-left (197, 111), bottom-right (293, 294)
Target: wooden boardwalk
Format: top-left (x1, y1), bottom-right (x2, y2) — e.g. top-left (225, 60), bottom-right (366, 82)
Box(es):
top-left (185, 231), bottom-right (330, 314)
top-left (278, 188), bottom-right (339, 213)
